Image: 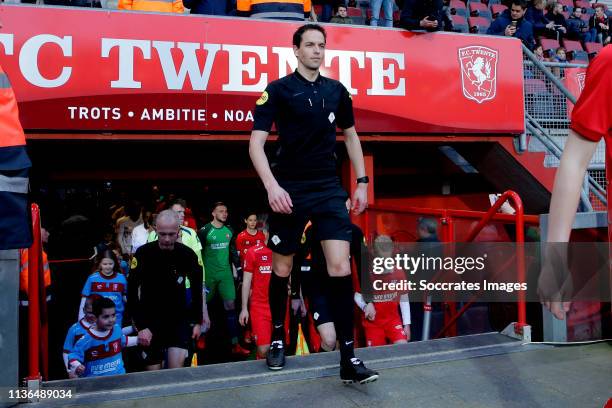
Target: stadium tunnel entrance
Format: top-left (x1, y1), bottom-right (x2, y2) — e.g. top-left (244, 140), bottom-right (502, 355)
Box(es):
top-left (28, 136), bottom-right (551, 229)
top-left (26, 136), bottom-right (553, 380)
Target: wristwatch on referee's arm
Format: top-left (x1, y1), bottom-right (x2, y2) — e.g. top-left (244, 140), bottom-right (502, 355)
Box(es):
top-left (356, 176), bottom-right (369, 184)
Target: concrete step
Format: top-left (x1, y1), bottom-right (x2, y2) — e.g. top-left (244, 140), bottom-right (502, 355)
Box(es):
top-left (39, 333), bottom-right (536, 407)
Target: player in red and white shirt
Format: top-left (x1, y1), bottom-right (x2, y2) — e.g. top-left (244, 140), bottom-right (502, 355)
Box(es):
top-left (544, 45), bottom-right (611, 320)
top-left (239, 226), bottom-right (273, 358)
top-left (355, 235), bottom-right (411, 346)
top-left (235, 213), bottom-right (266, 266)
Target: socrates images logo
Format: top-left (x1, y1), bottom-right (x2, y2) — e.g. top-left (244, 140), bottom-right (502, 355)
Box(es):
top-left (458, 46), bottom-right (499, 104)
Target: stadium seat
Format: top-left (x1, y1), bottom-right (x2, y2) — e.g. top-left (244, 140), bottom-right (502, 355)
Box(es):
top-left (580, 13), bottom-right (590, 23)
top-left (574, 1), bottom-right (590, 9)
top-left (347, 6), bottom-right (362, 17)
top-left (488, 0), bottom-right (501, 4)
top-left (352, 16), bottom-right (366, 25)
top-left (357, 0), bottom-right (369, 7)
top-left (452, 14), bottom-right (469, 33)
top-left (469, 2), bottom-right (492, 20)
top-left (314, 5), bottom-right (323, 17)
top-left (490, 4), bottom-right (507, 18)
top-left (565, 5), bottom-right (573, 13)
top-left (468, 16), bottom-right (491, 33)
top-left (393, 10), bottom-right (400, 22)
top-left (564, 39), bottom-right (589, 62)
top-left (569, 50), bottom-right (589, 62)
top-left (562, 39), bottom-right (584, 53)
top-left (524, 78), bottom-right (547, 93)
top-left (450, 0), bottom-right (468, 17)
top-left (540, 38), bottom-right (560, 55)
top-left (557, 0), bottom-right (573, 7)
top-left (524, 78), bottom-right (553, 118)
top-left (585, 41), bottom-right (603, 56)
top-left (584, 7), bottom-right (595, 15)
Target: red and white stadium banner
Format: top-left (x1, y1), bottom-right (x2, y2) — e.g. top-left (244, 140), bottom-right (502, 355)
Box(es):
top-left (564, 67), bottom-right (587, 119)
top-left (0, 5), bottom-right (525, 134)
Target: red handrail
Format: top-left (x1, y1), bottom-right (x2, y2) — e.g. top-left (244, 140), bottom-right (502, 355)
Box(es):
top-left (434, 251), bottom-right (519, 338)
top-left (367, 203), bottom-right (539, 225)
top-left (27, 203), bottom-right (42, 382)
top-left (464, 190), bottom-right (527, 333)
top-left (367, 191), bottom-right (530, 338)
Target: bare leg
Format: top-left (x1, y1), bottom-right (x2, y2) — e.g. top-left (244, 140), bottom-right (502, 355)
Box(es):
top-left (166, 347), bottom-right (187, 369)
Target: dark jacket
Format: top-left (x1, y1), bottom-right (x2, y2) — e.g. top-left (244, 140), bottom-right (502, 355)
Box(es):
top-left (567, 14), bottom-right (588, 39)
top-left (545, 10), bottom-right (567, 29)
top-left (399, 0), bottom-right (443, 32)
top-left (330, 15), bottom-right (353, 24)
top-left (183, 0), bottom-right (232, 15)
top-left (590, 14), bottom-right (610, 35)
top-left (525, 6), bottom-right (549, 32)
top-left (487, 9), bottom-right (535, 50)
top-left (69, 0), bottom-right (101, 6)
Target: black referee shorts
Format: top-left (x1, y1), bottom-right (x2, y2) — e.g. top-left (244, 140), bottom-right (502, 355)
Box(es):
top-left (140, 321), bottom-right (191, 366)
top-left (268, 177), bottom-right (352, 256)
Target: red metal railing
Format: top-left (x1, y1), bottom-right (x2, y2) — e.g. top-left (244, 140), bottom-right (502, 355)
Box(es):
top-left (27, 203), bottom-right (42, 382)
top-left (364, 191), bottom-right (536, 339)
top-left (462, 190), bottom-right (527, 335)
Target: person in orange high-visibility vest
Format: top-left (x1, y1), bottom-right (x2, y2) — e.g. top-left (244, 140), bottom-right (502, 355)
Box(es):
top-left (0, 63), bottom-right (32, 250)
top-left (19, 247), bottom-right (52, 307)
top-left (118, 0), bottom-right (184, 13)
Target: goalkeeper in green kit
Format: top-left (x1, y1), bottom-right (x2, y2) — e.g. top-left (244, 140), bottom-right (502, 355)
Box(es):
top-left (198, 202), bottom-right (250, 357)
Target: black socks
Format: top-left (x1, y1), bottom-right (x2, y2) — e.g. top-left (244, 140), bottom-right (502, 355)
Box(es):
top-left (329, 275), bottom-right (356, 364)
top-left (269, 272), bottom-right (289, 343)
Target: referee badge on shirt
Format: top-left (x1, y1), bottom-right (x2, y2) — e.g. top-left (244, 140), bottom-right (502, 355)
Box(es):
top-left (256, 91), bottom-right (269, 106)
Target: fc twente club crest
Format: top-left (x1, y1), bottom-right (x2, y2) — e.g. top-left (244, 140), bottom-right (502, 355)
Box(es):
top-left (458, 46), bottom-right (499, 104)
top-left (576, 72), bottom-right (586, 93)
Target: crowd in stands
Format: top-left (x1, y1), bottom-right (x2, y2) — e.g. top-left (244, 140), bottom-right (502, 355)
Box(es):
top-left (5, 0), bottom-right (609, 61)
top-left (28, 185), bottom-right (430, 379)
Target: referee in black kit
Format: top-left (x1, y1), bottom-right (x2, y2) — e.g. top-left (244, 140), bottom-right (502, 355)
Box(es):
top-left (249, 24), bottom-right (378, 384)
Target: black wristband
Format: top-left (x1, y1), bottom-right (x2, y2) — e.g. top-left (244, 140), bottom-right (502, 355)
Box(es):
top-left (356, 176), bottom-right (369, 184)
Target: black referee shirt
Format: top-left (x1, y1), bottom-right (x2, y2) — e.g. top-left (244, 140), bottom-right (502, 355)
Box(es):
top-left (127, 241), bottom-right (203, 331)
top-left (252, 70), bottom-right (355, 181)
